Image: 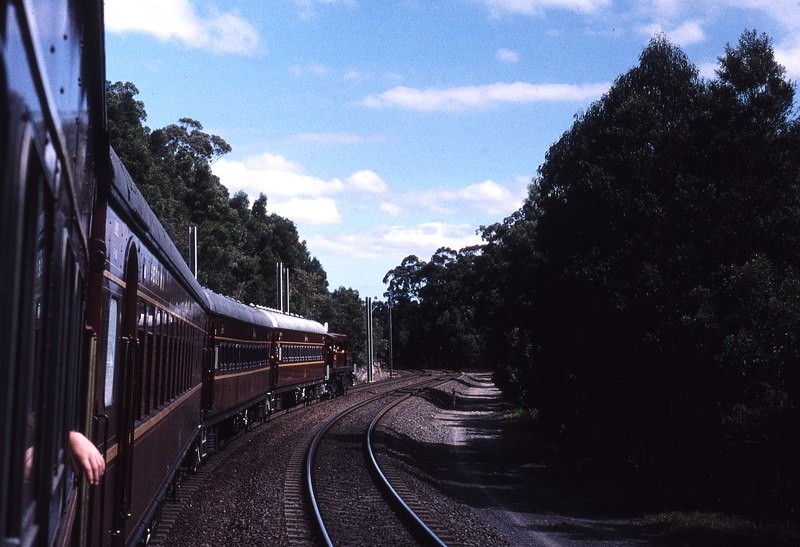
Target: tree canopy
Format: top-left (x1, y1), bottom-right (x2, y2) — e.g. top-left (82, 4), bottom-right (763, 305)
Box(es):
top-left (384, 31), bottom-right (800, 523)
top-left (106, 81), bottom-right (367, 358)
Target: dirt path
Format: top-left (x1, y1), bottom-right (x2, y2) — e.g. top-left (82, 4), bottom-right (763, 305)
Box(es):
top-left (387, 372), bottom-right (666, 547)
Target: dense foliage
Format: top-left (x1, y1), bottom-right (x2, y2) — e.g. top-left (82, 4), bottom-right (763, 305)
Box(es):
top-left (106, 82), bottom-right (371, 364)
top-left (385, 31), bottom-right (800, 521)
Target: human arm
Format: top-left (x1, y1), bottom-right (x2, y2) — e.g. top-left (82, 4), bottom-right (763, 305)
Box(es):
top-left (69, 431), bottom-right (105, 485)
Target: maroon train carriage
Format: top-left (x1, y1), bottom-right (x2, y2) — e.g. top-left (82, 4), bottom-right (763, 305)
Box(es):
top-left (1, 1), bottom-right (107, 546)
top-left (2, 3), bottom-right (353, 546)
top-left (85, 150), bottom-right (208, 547)
top-left (201, 288), bottom-right (275, 447)
top-left (203, 290), bottom-right (351, 420)
top-left (255, 307), bottom-right (329, 406)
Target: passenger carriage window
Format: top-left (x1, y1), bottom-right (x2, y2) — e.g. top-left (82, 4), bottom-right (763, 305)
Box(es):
top-left (153, 309), bottom-right (162, 407)
top-left (104, 298), bottom-right (119, 408)
top-left (157, 309), bottom-right (165, 407)
top-left (145, 304), bottom-right (155, 415)
top-left (166, 314), bottom-right (174, 400)
top-left (137, 299), bottom-right (146, 420)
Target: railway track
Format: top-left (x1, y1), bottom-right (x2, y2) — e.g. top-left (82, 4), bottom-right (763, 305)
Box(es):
top-left (150, 369), bottom-right (430, 546)
top-left (304, 371), bottom-right (458, 546)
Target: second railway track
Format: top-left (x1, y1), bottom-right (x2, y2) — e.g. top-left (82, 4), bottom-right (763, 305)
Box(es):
top-left (306, 371), bottom-right (459, 547)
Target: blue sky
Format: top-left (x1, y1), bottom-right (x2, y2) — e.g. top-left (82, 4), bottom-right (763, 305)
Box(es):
top-left (104, 0), bottom-right (800, 301)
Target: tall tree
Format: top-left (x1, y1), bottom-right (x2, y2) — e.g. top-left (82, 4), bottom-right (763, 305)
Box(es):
top-left (106, 82), bottom-right (339, 322)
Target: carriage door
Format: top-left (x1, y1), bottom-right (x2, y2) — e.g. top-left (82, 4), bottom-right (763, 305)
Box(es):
top-left (201, 323), bottom-right (216, 418)
top-left (111, 245), bottom-right (140, 545)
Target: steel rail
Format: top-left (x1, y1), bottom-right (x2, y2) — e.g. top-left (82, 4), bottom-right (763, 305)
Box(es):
top-left (366, 375), bottom-right (458, 547)
top-left (305, 371), bottom-right (445, 547)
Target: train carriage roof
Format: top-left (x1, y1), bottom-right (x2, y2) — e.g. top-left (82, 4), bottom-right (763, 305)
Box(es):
top-left (254, 307), bottom-right (328, 335)
top-left (202, 288), bottom-right (328, 335)
top-left (110, 148), bottom-right (328, 336)
top-left (108, 148), bottom-right (209, 307)
top-left (202, 288), bottom-right (271, 326)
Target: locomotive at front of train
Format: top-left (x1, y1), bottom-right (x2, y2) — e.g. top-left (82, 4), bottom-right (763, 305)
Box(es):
top-left (84, 150), bottom-right (207, 547)
top-left (325, 332), bottom-right (353, 395)
top-left (2, 1), bottom-right (107, 546)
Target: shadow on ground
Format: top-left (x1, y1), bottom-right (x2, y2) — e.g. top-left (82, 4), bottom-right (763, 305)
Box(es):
top-left (384, 373), bottom-right (800, 547)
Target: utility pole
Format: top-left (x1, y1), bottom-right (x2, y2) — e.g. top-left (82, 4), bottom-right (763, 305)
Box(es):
top-left (189, 226), bottom-right (198, 278)
top-left (276, 262), bottom-right (290, 313)
top-left (365, 297), bottom-right (374, 382)
top-left (388, 301), bottom-right (393, 378)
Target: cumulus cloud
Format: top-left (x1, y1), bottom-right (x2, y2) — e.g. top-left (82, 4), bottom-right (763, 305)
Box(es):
top-left (271, 198), bottom-right (343, 225)
top-left (243, 152), bottom-right (304, 174)
top-left (639, 20), bottom-right (706, 47)
top-left (308, 223), bottom-right (482, 259)
top-left (214, 153), bottom-right (388, 198)
top-left (479, 0), bottom-right (610, 16)
top-left (347, 170), bottom-right (389, 193)
top-left (104, 0), bottom-right (259, 54)
top-left (496, 48), bottom-right (520, 63)
top-left (380, 202), bottom-right (404, 217)
top-left (776, 41), bottom-right (800, 79)
top-left (212, 153), bottom-right (389, 225)
top-left (363, 82), bottom-right (610, 111)
top-left (411, 180), bottom-right (526, 216)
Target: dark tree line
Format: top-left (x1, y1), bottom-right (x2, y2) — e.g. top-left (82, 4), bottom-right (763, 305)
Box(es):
top-left (384, 31), bottom-right (800, 522)
top-left (106, 82), bottom-right (369, 365)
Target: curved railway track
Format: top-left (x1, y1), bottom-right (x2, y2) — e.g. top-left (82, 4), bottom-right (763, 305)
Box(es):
top-left (305, 371), bottom-right (458, 546)
top-left (150, 369), bottom-right (435, 546)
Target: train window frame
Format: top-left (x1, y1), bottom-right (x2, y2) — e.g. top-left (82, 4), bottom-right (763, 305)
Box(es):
top-left (104, 297), bottom-right (120, 408)
top-left (3, 122), bottom-right (53, 545)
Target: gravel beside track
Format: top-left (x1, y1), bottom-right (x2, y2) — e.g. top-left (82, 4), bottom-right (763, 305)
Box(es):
top-left (150, 370), bottom-right (664, 546)
top-left (381, 372), bottom-right (665, 547)
top-left (150, 370), bottom-right (425, 546)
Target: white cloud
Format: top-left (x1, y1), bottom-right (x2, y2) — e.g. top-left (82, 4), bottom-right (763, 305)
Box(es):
top-left (479, 0), bottom-right (610, 16)
top-left (411, 179), bottom-right (526, 216)
top-left (461, 180), bottom-right (522, 210)
top-left (697, 61), bottom-right (719, 80)
top-left (776, 40), bottom-right (800, 79)
top-left (667, 20), bottom-right (705, 46)
top-left (271, 198), bottom-right (343, 225)
top-left (380, 202), bottom-right (405, 217)
top-left (214, 154), bottom-right (388, 199)
top-left (496, 48), bottom-right (520, 63)
top-left (104, 0), bottom-right (259, 54)
top-left (382, 223), bottom-right (482, 251)
top-left (638, 20), bottom-right (706, 47)
top-left (243, 152), bottom-right (305, 174)
top-left (308, 223), bottom-right (482, 259)
top-left (363, 82), bottom-right (610, 111)
top-left (346, 171), bottom-right (389, 193)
